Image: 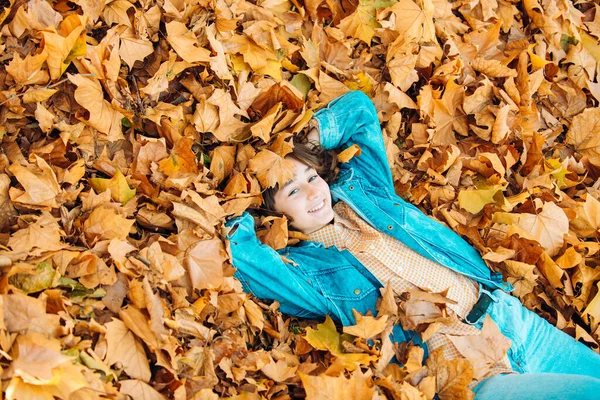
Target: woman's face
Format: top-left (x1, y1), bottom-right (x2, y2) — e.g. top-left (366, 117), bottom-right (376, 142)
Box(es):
top-left (273, 157), bottom-right (334, 234)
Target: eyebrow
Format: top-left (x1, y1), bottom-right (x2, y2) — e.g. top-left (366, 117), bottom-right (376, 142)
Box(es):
top-left (281, 166), bottom-right (312, 190)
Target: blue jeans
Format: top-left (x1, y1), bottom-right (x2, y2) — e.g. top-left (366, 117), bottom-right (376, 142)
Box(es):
top-left (473, 289), bottom-right (600, 398)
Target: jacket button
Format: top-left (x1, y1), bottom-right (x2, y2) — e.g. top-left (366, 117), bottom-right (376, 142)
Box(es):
top-left (349, 185), bottom-right (354, 190)
top-left (387, 225), bottom-right (393, 230)
top-left (354, 289), bottom-right (361, 295)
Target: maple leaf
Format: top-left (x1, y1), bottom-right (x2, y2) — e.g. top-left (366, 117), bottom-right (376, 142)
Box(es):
top-left (248, 149), bottom-right (296, 189)
top-left (426, 349), bottom-right (474, 400)
top-left (41, 14), bottom-right (87, 80)
top-left (68, 73), bottom-right (124, 141)
top-left (343, 313), bottom-right (388, 340)
top-left (7, 212), bottom-right (65, 258)
top-left (89, 169), bottom-right (136, 204)
top-left (388, 0), bottom-right (436, 43)
top-left (566, 107), bottom-right (600, 166)
top-left (8, 157), bottom-right (61, 209)
top-left (6, 50), bottom-right (49, 86)
top-left (338, 0), bottom-right (396, 43)
top-left (6, 333), bottom-right (88, 399)
top-left (166, 21), bottom-right (211, 64)
top-left (448, 316), bottom-right (512, 380)
top-left (304, 316), bottom-right (377, 369)
top-left (300, 370), bottom-right (377, 399)
top-left (493, 201), bottom-right (569, 256)
top-left (105, 318), bottom-right (151, 381)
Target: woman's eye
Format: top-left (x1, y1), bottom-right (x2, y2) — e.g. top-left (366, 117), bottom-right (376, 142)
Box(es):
top-left (308, 175), bottom-right (318, 182)
top-left (288, 188), bottom-right (299, 196)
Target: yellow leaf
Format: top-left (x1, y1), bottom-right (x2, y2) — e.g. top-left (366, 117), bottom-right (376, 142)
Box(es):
top-left (166, 21), bottom-right (211, 64)
top-left (261, 216), bottom-right (289, 250)
top-left (210, 145), bottom-right (236, 184)
top-left (83, 206), bottom-right (134, 243)
top-left (457, 184), bottom-right (507, 214)
top-left (185, 238), bottom-right (227, 290)
top-left (89, 169), bottom-right (136, 204)
top-left (389, 0), bottom-right (436, 42)
top-left (8, 211), bottom-right (65, 256)
top-left (304, 316), bottom-right (377, 370)
top-left (571, 194), bottom-right (600, 238)
top-left (566, 107), bottom-right (600, 166)
top-left (305, 316), bottom-right (341, 352)
top-left (248, 149), bottom-right (296, 189)
top-left (555, 247), bottom-right (582, 270)
top-left (6, 50), bottom-right (48, 85)
top-left (426, 349), bottom-right (474, 400)
top-left (119, 380), bottom-right (166, 400)
top-left (471, 58), bottom-right (517, 78)
top-left (22, 88), bottom-right (58, 104)
top-left (337, 144), bottom-right (362, 163)
top-left (6, 333), bottom-right (88, 399)
top-left (68, 73), bottom-right (124, 141)
top-left (251, 103), bottom-right (282, 143)
top-left (261, 358), bottom-right (298, 382)
top-left (117, 26), bottom-right (154, 69)
top-left (8, 261), bottom-right (57, 294)
top-left (41, 14), bottom-right (87, 80)
top-left (339, 7), bottom-right (376, 43)
top-left (343, 313), bottom-right (388, 340)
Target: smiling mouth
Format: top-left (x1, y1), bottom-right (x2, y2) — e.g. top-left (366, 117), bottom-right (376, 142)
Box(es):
top-left (308, 200), bottom-right (325, 213)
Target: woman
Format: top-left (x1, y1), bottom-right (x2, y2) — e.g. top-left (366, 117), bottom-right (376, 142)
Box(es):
top-left (226, 91), bottom-right (600, 399)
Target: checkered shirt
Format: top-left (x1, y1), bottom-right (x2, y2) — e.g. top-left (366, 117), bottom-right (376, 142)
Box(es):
top-left (308, 201), bottom-right (513, 384)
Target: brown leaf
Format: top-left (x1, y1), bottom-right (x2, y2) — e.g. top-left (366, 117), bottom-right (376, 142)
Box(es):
top-left (426, 349), bottom-right (474, 400)
top-left (566, 107), bottom-right (600, 166)
top-left (8, 157), bottom-right (61, 209)
top-left (105, 318), bottom-right (151, 382)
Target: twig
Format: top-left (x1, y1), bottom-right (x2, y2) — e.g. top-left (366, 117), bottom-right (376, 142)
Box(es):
top-left (0, 73), bottom-right (97, 107)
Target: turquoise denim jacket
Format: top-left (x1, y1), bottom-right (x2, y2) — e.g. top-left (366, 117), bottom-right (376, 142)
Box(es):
top-left (226, 91), bottom-right (513, 351)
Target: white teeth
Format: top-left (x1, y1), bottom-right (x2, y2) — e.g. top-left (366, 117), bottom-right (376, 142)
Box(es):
top-left (308, 200), bottom-right (325, 213)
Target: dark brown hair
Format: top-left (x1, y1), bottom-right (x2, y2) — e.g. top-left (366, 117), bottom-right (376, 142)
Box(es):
top-left (262, 139), bottom-right (339, 212)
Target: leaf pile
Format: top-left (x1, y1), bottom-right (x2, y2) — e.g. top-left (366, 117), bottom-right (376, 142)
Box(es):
top-left (1, 0), bottom-right (600, 398)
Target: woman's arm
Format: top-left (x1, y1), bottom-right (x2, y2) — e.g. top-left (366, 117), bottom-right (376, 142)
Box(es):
top-left (312, 91), bottom-right (394, 189)
top-left (225, 213), bottom-right (330, 320)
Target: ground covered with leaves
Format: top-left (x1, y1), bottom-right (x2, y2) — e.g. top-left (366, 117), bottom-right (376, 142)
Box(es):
top-left (1, 0), bottom-right (600, 398)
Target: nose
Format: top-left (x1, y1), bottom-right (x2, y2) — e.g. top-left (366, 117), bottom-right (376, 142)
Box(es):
top-left (305, 183), bottom-right (319, 200)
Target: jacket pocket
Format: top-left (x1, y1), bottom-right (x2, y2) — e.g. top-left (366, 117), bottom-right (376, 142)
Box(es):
top-left (308, 264), bottom-right (377, 301)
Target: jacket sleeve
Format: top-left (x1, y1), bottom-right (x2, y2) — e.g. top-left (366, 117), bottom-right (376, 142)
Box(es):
top-left (225, 213), bottom-right (330, 320)
top-left (314, 91), bottom-right (394, 190)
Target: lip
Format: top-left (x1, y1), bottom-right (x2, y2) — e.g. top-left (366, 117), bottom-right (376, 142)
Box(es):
top-left (308, 199), bottom-right (326, 213)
